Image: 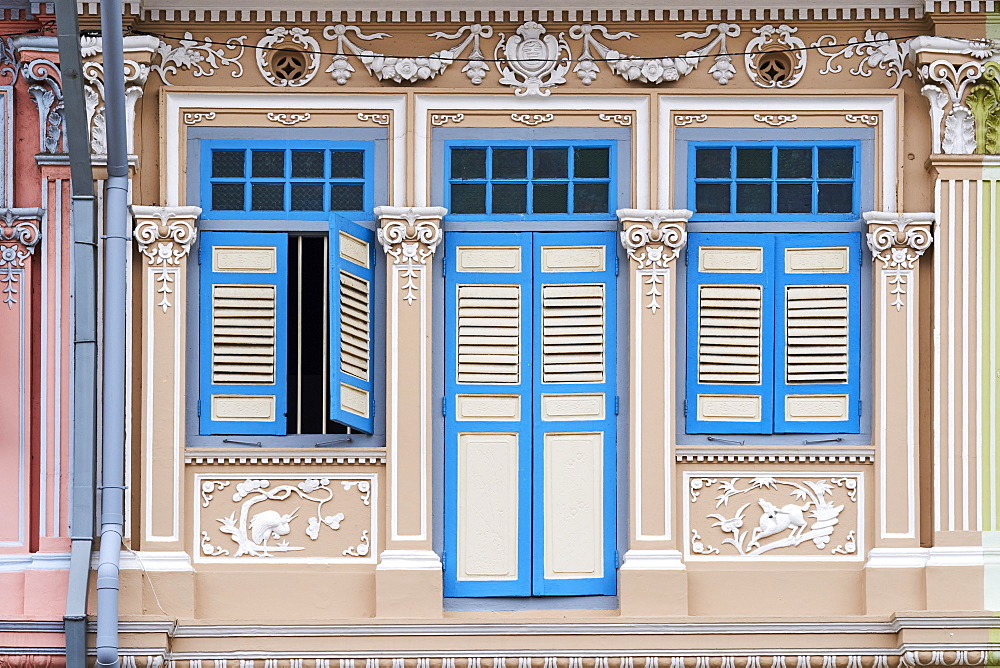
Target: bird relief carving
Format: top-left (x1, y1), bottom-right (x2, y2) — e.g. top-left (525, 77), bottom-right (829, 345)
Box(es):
top-left (686, 474), bottom-right (860, 559)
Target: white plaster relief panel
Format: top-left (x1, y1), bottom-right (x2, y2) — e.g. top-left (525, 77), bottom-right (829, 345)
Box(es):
top-left (684, 472), bottom-right (862, 560)
top-left (195, 474), bottom-right (376, 563)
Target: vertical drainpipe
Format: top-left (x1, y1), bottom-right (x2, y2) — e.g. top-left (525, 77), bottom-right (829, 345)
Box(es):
top-left (95, 0), bottom-right (129, 667)
top-left (52, 1), bottom-right (98, 667)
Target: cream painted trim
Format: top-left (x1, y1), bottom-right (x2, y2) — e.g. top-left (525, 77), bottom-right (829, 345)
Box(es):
top-left (676, 449), bottom-right (875, 463)
top-left (185, 450), bottom-right (386, 465)
top-left (413, 95), bottom-right (650, 209)
top-left (619, 549), bottom-right (685, 570)
top-left (658, 95), bottom-right (898, 212)
top-left (926, 546), bottom-right (985, 567)
top-left (376, 549), bottom-right (442, 571)
top-left (163, 93), bottom-right (407, 207)
top-left (864, 547), bottom-right (930, 568)
top-left (88, 550), bottom-right (195, 572)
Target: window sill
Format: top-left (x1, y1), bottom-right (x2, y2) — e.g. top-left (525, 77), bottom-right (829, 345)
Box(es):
top-left (674, 445), bottom-right (874, 463)
top-left (184, 446), bottom-right (386, 466)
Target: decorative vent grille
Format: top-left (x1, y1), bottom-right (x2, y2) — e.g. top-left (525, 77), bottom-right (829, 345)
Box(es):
top-left (457, 285), bottom-right (520, 384)
top-left (212, 284), bottom-right (277, 384)
top-left (785, 285), bottom-right (849, 384)
top-left (339, 271), bottom-right (370, 381)
top-left (697, 285), bottom-right (763, 384)
top-left (542, 284), bottom-right (605, 384)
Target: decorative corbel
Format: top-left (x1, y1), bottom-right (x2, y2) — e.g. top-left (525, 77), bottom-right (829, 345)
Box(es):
top-left (20, 58), bottom-right (64, 154)
top-left (132, 205), bottom-right (201, 312)
top-left (374, 206), bottom-right (446, 306)
top-left (863, 211), bottom-right (934, 311)
top-left (618, 208), bottom-right (693, 313)
top-left (0, 208), bottom-right (43, 309)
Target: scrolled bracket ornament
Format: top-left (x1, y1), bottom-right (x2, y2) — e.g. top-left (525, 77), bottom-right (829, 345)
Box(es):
top-left (132, 205), bottom-right (203, 313)
top-left (863, 211), bottom-right (934, 312)
top-left (21, 58), bottom-right (64, 154)
top-left (618, 208), bottom-right (693, 314)
top-left (918, 59), bottom-right (983, 155)
top-left (375, 206), bottom-right (447, 306)
top-left (0, 208), bottom-right (42, 309)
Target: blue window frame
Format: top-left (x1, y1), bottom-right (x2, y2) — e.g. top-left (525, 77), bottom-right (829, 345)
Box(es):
top-left (444, 141), bottom-right (617, 220)
top-left (200, 140), bottom-right (373, 219)
top-left (689, 141), bottom-right (860, 221)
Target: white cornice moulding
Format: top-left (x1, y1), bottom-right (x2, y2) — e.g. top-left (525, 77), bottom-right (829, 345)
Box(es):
top-left (926, 546), bottom-right (985, 568)
top-left (865, 547), bottom-right (929, 568)
top-left (620, 549), bottom-right (685, 570)
top-left (88, 550), bottom-right (195, 572)
top-left (376, 549), bottom-right (442, 571)
top-left (0, 552), bottom-right (72, 572)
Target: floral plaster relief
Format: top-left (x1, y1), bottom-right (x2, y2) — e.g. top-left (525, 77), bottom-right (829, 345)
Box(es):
top-left (196, 474), bottom-right (376, 563)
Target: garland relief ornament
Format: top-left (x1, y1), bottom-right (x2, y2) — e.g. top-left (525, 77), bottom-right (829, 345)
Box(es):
top-left (495, 21), bottom-right (571, 96)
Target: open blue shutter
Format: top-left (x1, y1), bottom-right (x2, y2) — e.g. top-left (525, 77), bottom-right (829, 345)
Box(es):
top-left (329, 215), bottom-right (376, 433)
top-left (443, 232), bottom-right (533, 597)
top-left (199, 231), bottom-right (288, 435)
top-left (774, 233), bottom-right (861, 434)
top-left (685, 233), bottom-right (775, 434)
top-left (531, 232), bottom-right (617, 596)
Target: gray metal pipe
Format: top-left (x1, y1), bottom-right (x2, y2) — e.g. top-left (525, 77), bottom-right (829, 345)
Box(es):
top-left (95, 0), bottom-right (130, 665)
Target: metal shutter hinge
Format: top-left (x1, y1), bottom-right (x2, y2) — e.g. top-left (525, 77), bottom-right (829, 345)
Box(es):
top-left (615, 395), bottom-right (619, 416)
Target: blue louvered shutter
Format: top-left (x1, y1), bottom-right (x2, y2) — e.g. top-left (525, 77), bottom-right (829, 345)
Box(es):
top-left (443, 232), bottom-right (533, 597)
top-left (685, 233), bottom-right (775, 434)
top-left (530, 232), bottom-right (617, 596)
top-left (774, 233), bottom-right (862, 433)
top-left (329, 215), bottom-right (376, 433)
top-left (199, 231), bottom-right (288, 435)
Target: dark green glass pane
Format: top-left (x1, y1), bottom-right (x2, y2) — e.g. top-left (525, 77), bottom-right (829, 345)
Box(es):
top-left (817, 183), bottom-right (853, 213)
top-left (492, 149), bottom-right (527, 180)
top-left (330, 151), bottom-right (364, 178)
top-left (695, 148), bottom-right (731, 178)
top-left (251, 150), bottom-right (284, 178)
top-left (251, 183), bottom-right (284, 210)
top-left (212, 150), bottom-right (245, 178)
top-left (777, 183), bottom-right (812, 213)
top-left (695, 183), bottom-right (730, 213)
top-left (291, 183), bottom-right (324, 211)
top-left (492, 183), bottom-right (527, 214)
top-left (736, 148), bottom-right (772, 179)
top-left (777, 148), bottom-right (812, 178)
top-left (291, 151), bottom-right (325, 178)
top-left (533, 183), bottom-right (568, 213)
top-left (533, 148), bottom-right (568, 179)
top-left (451, 149), bottom-right (487, 180)
top-left (736, 183), bottom-right (771, 213)
top-left (574, 147), bottom-right (610, 178)
top-left (818, 148), bottom-right (854, 178)
top-left (574, 183), bottom-right (609, 213)
top-left (211, 183), bottom-right (244, 210)
top-left (450, 183), bottom-right (486, 214)
top-left (330, 184), bottom-right (365, 211)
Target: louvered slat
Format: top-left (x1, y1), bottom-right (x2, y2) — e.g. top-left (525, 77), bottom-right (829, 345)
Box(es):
top-left (339, 271), bottom-right (370, 381)
top-left (542, 284), bottom-right (604, 384)
top-left (457, 285), bottom-right (520, 384)
top-left (786, 285), bottom-right (849, 383)
top-left (697, 285), bottom-right (762, 384)
top-left (212, 284), bottom-right (276, 384)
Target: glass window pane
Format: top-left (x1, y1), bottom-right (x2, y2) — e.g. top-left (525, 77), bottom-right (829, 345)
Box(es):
top-left (291, 151), bottom-right (325, 178)
top-left (451, 149), bottom-right (487, 180)
top-left (450, 183), bottom-right (486, 214)
top-left (574, 147), bottom-right (610, 178)
top-left (330, 184), bottom-right (365, 211)
top-left (252, 150), bottom-right (284, 178)
top-left (533, 183), bottom-right (568, 213)
top-left (736, 148), bottom-right (772, 179)
top-left (212, 150), bottom-right (245, 178)
top-left (817, 183), bottom-right (853, 213)
top-left (818, 148), bottom-right (854, 178)
top-left (291, 183), bottom-right (324, 211)
top-left (736, 183), bottom-right (771, 213)
top-left (211, 183), bottom-right (244, 210)
top-left (574, 182), bottom-right (609, 213)
top-left (696, 148), bottom-right (731, 178)
top-left (695, 183), bottom-right (730, 213)
top-left (251, 183), bottom-right (284, 210)
top-left (330, 151), bottom-right (364, 178)
top-left (533, 148), bottom-right (568, 179)
top-left (777, 148), bottom-right (812, 179)
top-left (777, 183), bottom-right (812, 213)
top-left (492, 183), bottom-right (527, 214)
top-left (492, 149), bottom-right (527, 180)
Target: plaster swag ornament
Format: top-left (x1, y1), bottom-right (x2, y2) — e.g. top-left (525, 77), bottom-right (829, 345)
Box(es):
top-left (918, 60), bottom-right (983, 155)
top-left (0, 209), bottom-right (42, 309)
top-left (21, 58), bottom-right (63, 154)
top-left (495, 21), bottom-right (571, 96)
top-left (864, 211), bottom-right (934, 312)
top-left (256, 27), bottom-right (321, 87)
top-left (375, 206), bottom-right (446, 305)
top-left (570, 23), bottom-right (739, 86)
top-left (745, 25), bottom-right (807, 88)
top-left (132, 206), bottom-right (202, 313)
top-left (150, 31), bottom-right (247, 84)
top-left (618, 209), bottom-right (692, 314)
top-left (812, 30), bottom-right (912, 89)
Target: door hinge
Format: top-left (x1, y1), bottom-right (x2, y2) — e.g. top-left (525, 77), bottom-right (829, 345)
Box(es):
top-left (683, 399), bottom-right (688, 417)
top-left (615, 395), bottom-right (619, 416)
top-left (441, 254), bottom-right (446, 276)
top-left (197, 399), bottom-right (202, 418)
top-left (614, 254), bottom-right (619, 277)
top-left (442, 396), bottom-right (447, 417)
top-left (197, 243), bottom-right (204, 265)
top-left (441, 551), bottom-right (447, 569)
top-left (858, 399), bottom-right (863, 417)
top-left (615, 549), bottom-right (620, 567)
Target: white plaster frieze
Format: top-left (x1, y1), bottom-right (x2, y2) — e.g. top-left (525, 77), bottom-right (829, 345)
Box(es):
top-left (813, 30), bottom-right (912, 89)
